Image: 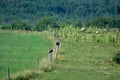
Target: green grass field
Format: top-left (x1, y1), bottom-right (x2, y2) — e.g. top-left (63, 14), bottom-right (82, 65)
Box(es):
top-left (30, 41), bottom-right (120, 80)
top-left (0, 30), bottom-right (54, 79)
top-left (0, 30), bottom-right (120, 80)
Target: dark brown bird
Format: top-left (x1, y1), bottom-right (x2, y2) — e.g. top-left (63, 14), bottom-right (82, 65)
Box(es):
top-left (117, 6), bottom-right (120, 13)
top-left (49, 49), bottom-right (53, 53)
top-left (56, 42), bottom-right (60, 46)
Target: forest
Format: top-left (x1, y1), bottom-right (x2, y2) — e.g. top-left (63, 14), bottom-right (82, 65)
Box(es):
top-left (0, 0), bottom-right (120, 23)
top-left (0, 0), bottom-right (120, 31)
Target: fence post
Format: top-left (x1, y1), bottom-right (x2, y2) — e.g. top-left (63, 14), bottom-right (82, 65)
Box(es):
top-left (36, 57), bottom-right (39, 72)
top-left (7, 67), bottom-right (10, 80)
top-left (52, 31), bottom-right (55, 37)
top-left (10, 25), bottom-right (13, 31)
top-left (48, 49), bottom-right (53, 69)
top-left (55, 39), bottom-right (60, 59)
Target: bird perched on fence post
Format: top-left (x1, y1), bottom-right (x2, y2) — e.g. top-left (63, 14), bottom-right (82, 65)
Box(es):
top-left (48, 49), bottom-right (53, 54)
top-left (48, 48), bottom-right (53, 69)
top-left (55, 39), bottom-right (60, 59)
top-left (56, 40), bottom-right (60, 46)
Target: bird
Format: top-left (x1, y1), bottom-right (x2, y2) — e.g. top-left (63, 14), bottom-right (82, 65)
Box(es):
top-left (117, 6), bottom-right (120, 13)
top-left (56, 41), bottom-right (60, 46)
top-left (49, 49), bottom-right (53, 53)
top-left (56, 39), bottom-right (60, 46)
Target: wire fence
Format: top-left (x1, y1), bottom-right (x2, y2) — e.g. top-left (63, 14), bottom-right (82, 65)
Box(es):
top-left (0, 40), bottom-right (60, 80)
top-left (0, 59), bottom-right (38, 80)
top-left (0, 31), bottom-right (60, 79)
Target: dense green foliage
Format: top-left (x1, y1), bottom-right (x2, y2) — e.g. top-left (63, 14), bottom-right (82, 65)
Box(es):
top-left (35, 17), bottom-right (58, 31)
top-left (113, 51), bottom-right (120, 64)
top-left (0, 20), bottom-right (32, 30)
top-left (0, 17), bottom-right (120, 31)
top-left (0, 0), bottom-right (120, 30)
top-left (11, 20), bottom-right (32, 30)
top-left (0, 0), bottom-right (120, 24)
top-left (88, 17), bottom-right (120, 28)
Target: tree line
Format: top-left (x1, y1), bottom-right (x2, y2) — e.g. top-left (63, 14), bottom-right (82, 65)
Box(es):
top-left (0, 17), bottom-right (120, 31)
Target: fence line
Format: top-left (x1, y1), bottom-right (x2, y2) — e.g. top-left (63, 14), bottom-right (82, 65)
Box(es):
top-left (0, 32), bottom-right (61, 79)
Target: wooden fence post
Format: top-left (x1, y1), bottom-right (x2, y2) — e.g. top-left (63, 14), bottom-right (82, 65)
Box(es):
top-left (52, 31), bottom-right (55, 37)
top-left (55, 39), bottom-right (60, 59)
top-left (36, 57), bottom-right (39, 72)
top-left (10, 26), bottom-right (13, 31)
top-left (7, 67), bottom-right (10, 80)
top-left (48, 49), bottom-right (53, 69)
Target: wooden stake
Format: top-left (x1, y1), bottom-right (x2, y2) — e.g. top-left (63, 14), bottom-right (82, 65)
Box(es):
top-left (48, 49), bottom-right (53, 69)
top-left (55, 39), bottom-right (60, 59)
top-left (55, 45), bottom-right (59, 59)
top-left (36, 57), bottom-right (38, 72)
top-left (7, 67), bottom-right (10, 80)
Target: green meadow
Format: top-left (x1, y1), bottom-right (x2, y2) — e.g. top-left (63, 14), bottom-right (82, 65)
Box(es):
top-left (0, 30), bottom-right (53, 79)
top-left (31, 41), bottom-right (120, 80)
top-left (0, 30), bottom-right (120, 80)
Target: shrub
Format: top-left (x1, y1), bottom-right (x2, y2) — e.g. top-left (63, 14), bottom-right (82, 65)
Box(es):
top-left (74, 20), bottom-right (84, 28)
top-left (11, 20), bottom-right (32, 30)
top-left (0, 24), bottom-right (11, 30)
top-left (113, 51), bottom-right (120, 64)
top-left (88, 17), bottom-right (120, 29)
top-left (39, 58), bottom-right (52, 72)
top-left (0, 21), bottom-right (32, 31)
top-left (35, 17), bottom-right (58, 31)
top-left (10, 70), bottom-right (37, 80)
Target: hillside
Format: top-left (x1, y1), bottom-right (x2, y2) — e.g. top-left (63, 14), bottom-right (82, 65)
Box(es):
top-left (0, 0), bottom-right (120, 24)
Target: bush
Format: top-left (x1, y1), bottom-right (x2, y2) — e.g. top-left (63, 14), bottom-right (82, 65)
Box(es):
top-left (74, 20), bottom-right (84, 28)
top-left (10, 70), bottom-right (37, 80)
top-left (88, 17), bottom-right (120, 29)
top-left (113, 51), bottom-right (120, 64)
top-left (0, 21), bottom-right (33, 31)
top-left (11, 20), bottom-right (32, 30)
top-left (39, 58), bottom-right (52, 72)
top-left (35, 17), bottom-right (58, 31)
top-left (0, 24), bottom-right (11, 30)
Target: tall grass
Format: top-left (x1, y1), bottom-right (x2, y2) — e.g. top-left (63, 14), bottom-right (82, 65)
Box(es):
top-left (53, 25), bottom-right (120, 43)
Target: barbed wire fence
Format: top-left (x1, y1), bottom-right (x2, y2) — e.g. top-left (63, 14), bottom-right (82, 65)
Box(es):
top-left (0, 58), bottom-right (38, 80)
top-left (0, 31), bottom-right (61, 80)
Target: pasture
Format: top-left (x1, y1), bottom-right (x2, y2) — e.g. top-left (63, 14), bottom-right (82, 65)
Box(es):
top-left (0, 28), bottom-right (120, 80)
top-left (0, 30), bottom-right (53, 79)
top-left (33, 26), bottom-right (120, 80)
top-left (31, 41), bottom-right (120, 80)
